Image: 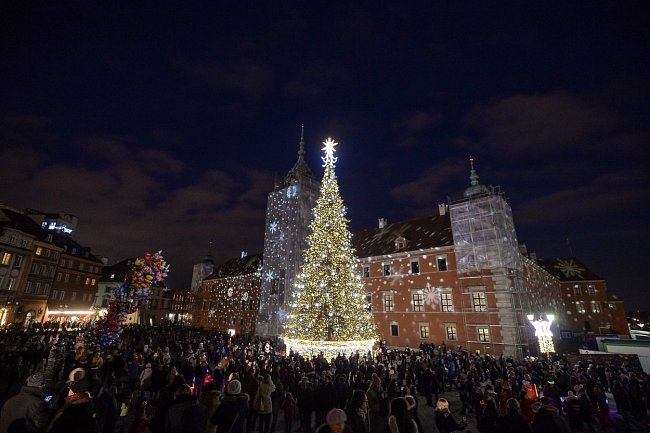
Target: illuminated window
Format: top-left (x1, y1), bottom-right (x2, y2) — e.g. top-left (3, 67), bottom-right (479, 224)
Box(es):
top-left (575, 301), bottom-right (586, 314)
top-left (437, 255), bottom-right (448, 271)
top-left (412, 293), bottom-right (425, 312)
top-left (383, 294), bottom-right (394, 312)
top-left (1, 252), bottom-right (12, 265)
top-left (591, 301), bottom-right (601, 313)
top-left (419, 322), bottom-right (430, 339)
top-left (472, 292), bottom-right (487, 312)
top-left (478, 327), bottom-right (490, 342)
top-left (441, 293), bottom-right (454, 312)
top-left (607, 303), bottom-right (616, 310)
top-left (390, 322), bottom-right (399, 336)
top-left (410, 260), bottom-right (420, 274)
top-left (363, 266), bottom-right (370, 277)
top-left (85, 277), bottom-right (91, 285)
top-left (383, 264), bottom-right (391, 276)
top-left (573, 285), bottom-right (581, 295)
top-left (446, 324), bottom-right (458, 340)
top-left (587, 285), bottom-right (596, 295)
top-left (35, 247), bottom-right (43, 256)
top-left (91, 278), bottom-right (96, 285)
top-left (7, 278), bottom-right (16, 290)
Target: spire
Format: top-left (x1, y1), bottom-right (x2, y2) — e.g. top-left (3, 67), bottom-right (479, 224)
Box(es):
top-left (464, 156), bottom-right (490, 198)
top-left (284, 124), bottom-right (314, 185)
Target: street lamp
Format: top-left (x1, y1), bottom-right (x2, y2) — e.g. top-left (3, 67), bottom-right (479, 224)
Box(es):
top-left (528, 313), bottom-right (555, 357)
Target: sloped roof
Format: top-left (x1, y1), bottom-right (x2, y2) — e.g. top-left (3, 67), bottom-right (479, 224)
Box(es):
top-left (352, 213), bottom-right (453, 258)
top-left (0, 207), bottom-right (43, 238)
top-left (536, 257), bottom-right (603, 281)
top-left (100, 258), bottom-right (136, 282)
top-left (207, 253), bottom-right (263, 279)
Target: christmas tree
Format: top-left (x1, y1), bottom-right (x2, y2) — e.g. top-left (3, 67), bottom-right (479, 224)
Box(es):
top-left (283, 138), bottom-right (377, 356)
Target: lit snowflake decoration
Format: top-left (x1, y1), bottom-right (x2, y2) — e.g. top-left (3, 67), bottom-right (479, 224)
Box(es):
top-left (423, 285), bottom-right (440, 306)
top-left (264, 270), bottom-right (274, 282)
top-left (269, 221), bottom-right (278, 233)
top-left (242, 292), bottom-right (249, 301)
top-left (321, 137), bottom-right (338, 167)
top-left (227, 287), bottom-right (234, 297)
top-left (208, 308), bottom-right (217, 318)
top-left (554, 259), bottom-right (585, 278)
top-left (287, 185), bottom-right (297, 198)
top-left (278, 231), bottom-right (285, 241)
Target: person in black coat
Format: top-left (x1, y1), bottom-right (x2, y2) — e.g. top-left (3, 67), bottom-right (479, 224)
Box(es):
top-left (496, 398), bottom-right (532, 433)
top-left (211, 380), bottom-right (249, 433)
top-left (344, 390), bottom-right (368, 433)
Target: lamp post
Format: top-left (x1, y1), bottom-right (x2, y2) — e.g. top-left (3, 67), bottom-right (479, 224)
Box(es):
top-left (527, 313), bottom-right (555, 358)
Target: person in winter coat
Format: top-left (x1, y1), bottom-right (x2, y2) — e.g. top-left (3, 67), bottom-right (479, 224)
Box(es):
top-left (164, 384), bottom-right (207, 433)
top-left (211, 380), bottom-right (249, 433)
top-left (48, 375), bottom-right (100, 433)
top-left (139, 363), bottom-right (153, 400)
top-left (434, 398), bottom-right (467, 433)
top-left (254, 374), bottom-right (276, 433)
top-left (0, 372), bottom-right (48, 433)
top-left (281, 392), bottom-right (298, 433)
top-left (314, 409), bottom-right (353, 433)
top-left (344, 389), bottom-right (368, 433)
top-left (365, 374), bottom-right (386, 433)
top-left (496, 398), bottom-right (532, 433)
top-left (387, 397), bottom-right (417, 433)
top-left (201, 390), bottom-right (222, 433)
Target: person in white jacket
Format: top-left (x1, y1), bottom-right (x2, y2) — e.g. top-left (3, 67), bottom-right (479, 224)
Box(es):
top-left (254, 374), bottom-right (276, 433)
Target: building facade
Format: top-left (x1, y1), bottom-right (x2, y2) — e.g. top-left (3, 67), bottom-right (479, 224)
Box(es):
top-left (195, 253), bottom-right (262, 335)
top-left (256, 128), bottom-right (319, 336)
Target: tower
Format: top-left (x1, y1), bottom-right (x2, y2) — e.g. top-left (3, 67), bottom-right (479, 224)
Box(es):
top-left (190, 247), bottom-right (215, 293)
top-left (449, 157), bottom-right (528, 358)
top-left (256, 126), bottom-right (319, 336)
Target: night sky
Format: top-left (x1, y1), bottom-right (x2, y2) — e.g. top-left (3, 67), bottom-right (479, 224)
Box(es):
top-left (1, 3), bottom-right (648, 309)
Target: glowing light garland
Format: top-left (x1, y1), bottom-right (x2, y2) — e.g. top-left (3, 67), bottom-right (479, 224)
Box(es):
top-left (282, 137), bottom-right (377, 356)
top-left (528, 314), bottom-right (556, 355)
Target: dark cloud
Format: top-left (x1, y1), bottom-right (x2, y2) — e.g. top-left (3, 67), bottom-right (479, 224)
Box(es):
top-left (465, 92), bottom-right (620, 155)
top-left (394, 110), bottom-right (442, 147)
top-left (389, 159), bottom-right (464, 205)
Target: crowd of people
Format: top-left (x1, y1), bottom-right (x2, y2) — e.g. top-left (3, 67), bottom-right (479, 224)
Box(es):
top-left (0, 322), bottom-right (648, 433)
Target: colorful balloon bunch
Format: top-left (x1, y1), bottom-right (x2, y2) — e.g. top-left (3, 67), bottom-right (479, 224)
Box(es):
top-left (94, 251), bottom-right (169, 349)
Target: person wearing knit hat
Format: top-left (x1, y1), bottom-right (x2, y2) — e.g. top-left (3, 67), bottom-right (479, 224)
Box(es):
top-left (211, 379), bottom-right (249, 433)
top-left (0, 372), bottom-right (47, 433)
top-left (315, 409), bottom-right (352, 433)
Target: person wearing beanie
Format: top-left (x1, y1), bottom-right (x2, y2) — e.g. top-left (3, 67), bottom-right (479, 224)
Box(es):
top-left (344, 389), bottom-right (368, 433)
top-left (0, 372), bottom-right (47, 433)
top-left (211, 380), bottom-right (249, 433)
top-left (315, 409), bottom-right (352, 433)
top-left (48, 368), bottom-right (99, 433)
top-left (165, 384), bottom-right (208, 433)
top-left (496, 398), bottom-right (531, 433)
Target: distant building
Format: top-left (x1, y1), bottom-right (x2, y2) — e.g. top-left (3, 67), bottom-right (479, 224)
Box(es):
top-left (537, 257), bottom-right (628, 338)
top-left (195, 253), bottom-right (262, 336)
top-left (191, 250), bottom-right (214, 293)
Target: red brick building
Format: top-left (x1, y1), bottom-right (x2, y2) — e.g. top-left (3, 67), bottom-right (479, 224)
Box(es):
top-left (194, 253), bottom-right (262, 336)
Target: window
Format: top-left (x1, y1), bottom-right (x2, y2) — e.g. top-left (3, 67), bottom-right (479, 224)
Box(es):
top-left (363, 267), bottom-right (370, 277)
top-left (31, 263), bottom-right (40, 274)
top-left (446, 324), bottom-right (458, 341)
top-left (383, 264), bottom-right (391, 276)
top-left (365, 295), bottom-right (372, 312)
top-left (75, 275), bottom-right (81, 284)
top-left (1, 252), bottom-right (12, 265)
top-left (575, 301), bottom-right (586, 314)
top-left (587, 285), bottom-right (596, 295)
top-left (441, 293), bottom-right (454, 312)
top-left (573, 285), bottom-right (581, 295)
top-left (383, 294), bottom-right (394, 312)
top-left (478, 327), bottom-right (490, 342)
top-left (44, 249), bottom-right (51, 258)
top-left (437, 255), bottom-right (448, 271)
top-left (591, 301), bottom-right (601, 313)
top-left (64, 274), bottom-right (70, 283)
top-left (71, 291), bottom-right (77, 301)
top-left (91, 278), bottom-right (96, 285)
top-left (34, 282), bottom-right (42, 294)
top-left (41, 283), bottom-right (49, 295)
top-left (78, 263), bottom-right (84, 271)
top-left (9, 235), bottom-right (17, 245)
top-left (390, 322), bottom-right (399, 337)
top-left (412, 292), bottom-right (424, 312)
top-left (85, 277), bottom-right (91, 285)
top-left (472, 292), bottom-right (487, 312)
top-left (35, 247), bottom-right (43, 256)
top-left (14, 255), bottom-right (23, 268)
top-left (607, 303), bottom-right (616, 310)
top-left (59, 291), bottom-right (65, 300)
top-left (241, 300), bottom-right (246, 310)
top-left (419, 322), bottom-right (430, 339)
top-left (51, 290), bottom-right (58, 299)
top-left (25, 281), bottom-right (34, 294)
top-left (410, 260), bottom-right (420, 274)
top-left (21, 240), bottom-right (29, 248)
top-left (57, 273), bottom-right (62, 282)
top-left (6, 278), bottom-right (16, 290)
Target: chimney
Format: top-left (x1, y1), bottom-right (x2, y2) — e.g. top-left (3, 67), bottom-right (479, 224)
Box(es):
top-left (530, 251), bottom-right (538, 262)
top-left (438, 204), bottom-right (448, 215)
top-left (241, 251), bottom-right (248, 258)
top-left (378, 218), bottom-right (387, 229)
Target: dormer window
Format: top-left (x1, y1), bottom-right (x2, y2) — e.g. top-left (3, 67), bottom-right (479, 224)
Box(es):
top-left (394, 236), bottom-right (408, 250)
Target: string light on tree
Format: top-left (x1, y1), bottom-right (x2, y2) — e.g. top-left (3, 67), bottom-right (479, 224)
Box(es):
top-left (282, 137), bottom-right (377, 358)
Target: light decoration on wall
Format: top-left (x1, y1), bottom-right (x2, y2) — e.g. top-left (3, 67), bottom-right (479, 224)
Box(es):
top-left (282, 137), bottom-right (377, 358)
top-left (527, 313), bottom-right (556, 355)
